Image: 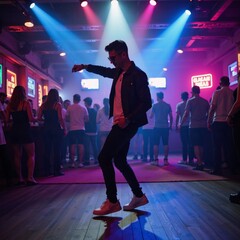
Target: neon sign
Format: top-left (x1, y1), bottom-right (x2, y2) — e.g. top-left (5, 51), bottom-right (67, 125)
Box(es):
top-left (0, 64), bottom-right (2, 88)
top-left (7, 69), bottom-right (17, 97)
top-left (38, 84), bottom-right (42, 107)
top-left (191, 74), bottom-right (213, 89)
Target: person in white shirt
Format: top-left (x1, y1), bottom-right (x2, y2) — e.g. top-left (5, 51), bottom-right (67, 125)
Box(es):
top-left (181, 86), bottom-right (209, 171)
top-left (66, 94), bottom-right (88, 168)
top-left (208, 76), bottom-right (234, 175)
top-left (151, 92), bottom-right (173, 166)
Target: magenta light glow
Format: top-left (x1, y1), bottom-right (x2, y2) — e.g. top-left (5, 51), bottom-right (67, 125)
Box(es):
top-left (133, 4), bottom-right (155, 46)
top-left (82, 5), bottom-right (101, 25)
top-left (82, 5), bottom-right (102, 39)
top-left (149, 0), bottom-right (157, 6)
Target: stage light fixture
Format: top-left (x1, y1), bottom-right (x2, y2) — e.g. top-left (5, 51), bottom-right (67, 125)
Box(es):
top-left (149, 0), bottom-right (157, 6)
top-left (177, 49), bottom-right (184, 54)
top-left (24, 17), bottom-right (34, 27)
top-left (29, 2), bottom-right (35, 9)
top-left (59, 52), bottom-right (66, 57)
top-left (26, 1), bottom-right (35, 9)
top-left (185, 9), bottom-right (191, 16)
top-left (80, 0), bottom-right (88, 7)
top-left (111, 0), bottom-right (118, 6)
top-left (163, 68), bottom-right (168, 72)
top-left (18, 2), bottom-right (34, 27)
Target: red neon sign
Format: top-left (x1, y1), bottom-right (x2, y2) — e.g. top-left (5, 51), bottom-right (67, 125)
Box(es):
top-left (191, 74), bottom-right (213, 89)
top-left (6, 70), bottom-right (17, 97)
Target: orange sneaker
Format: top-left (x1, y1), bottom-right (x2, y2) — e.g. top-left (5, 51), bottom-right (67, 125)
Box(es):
top-left (123, 194), bottom-right (149, 211)
top-left (93, 199), bottom-right (122, 215)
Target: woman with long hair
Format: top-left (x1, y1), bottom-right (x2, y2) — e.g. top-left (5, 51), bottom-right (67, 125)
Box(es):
top-left (38, 88), bottom-right (66, 176)
top-left (6, 85), bottom-right (37, 185)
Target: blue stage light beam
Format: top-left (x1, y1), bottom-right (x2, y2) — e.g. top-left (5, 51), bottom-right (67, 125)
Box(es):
top-left (143, 10), bottom-right (191, 72)
top-left (31, 5), bottom-right (92, 68)
top-left (96, 2), bottom-right (145, 69)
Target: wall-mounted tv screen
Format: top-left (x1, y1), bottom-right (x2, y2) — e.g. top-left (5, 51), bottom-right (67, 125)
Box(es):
top-left (28, 77), bottom-right (36, 97)
top-left (148, 77), bottom-right (166, 88)
top-left (80, 78), bottom-right (99, 90)
top-left (0, 64), bottom-right (2, 88)
top-left (228, 61), bottom-right (238, 86)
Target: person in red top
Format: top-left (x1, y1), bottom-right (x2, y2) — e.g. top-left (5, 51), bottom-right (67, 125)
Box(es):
top-left (72, 40), bottom-right (152, 215)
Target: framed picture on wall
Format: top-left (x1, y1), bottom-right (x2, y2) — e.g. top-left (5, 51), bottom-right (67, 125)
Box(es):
top-left (28, 77), bottom-right (36, 97)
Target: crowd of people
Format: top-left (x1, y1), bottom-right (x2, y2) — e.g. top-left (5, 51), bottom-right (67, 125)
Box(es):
top-left (0, 40), bottom-right (240, 211)
top-left (1, 79), bottom-right (240, 179)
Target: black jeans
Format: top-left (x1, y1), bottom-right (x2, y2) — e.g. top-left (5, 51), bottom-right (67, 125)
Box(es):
top-left (142, 129), bottom-right (154, 160)
top-left (212, 122), bottom-right (234, 171)
top-left (44, 129), bottom-right (63, 175)
top-left (233, 123), bottom-right (240, 171)
top-left (180, 126), bottom-right (194, 161)
top-left (84, 134), bottom-right (98, 162)
top-left (98, 124), bottom-right (143, 202)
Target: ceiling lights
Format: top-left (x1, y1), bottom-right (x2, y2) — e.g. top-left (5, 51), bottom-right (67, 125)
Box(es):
top-left (111, 0), bottom-right (118, 6)
top-left (80, 0), bottom-right (88, 8)
top-left (24, 16), bottom-right (34, 28)
top-left (28, 1), bottom-right (35, 9)
top-left (59, 52), bottom-right (66, 57)
top-left (177, 49), bottom-right (184, 54)
top-left (149, 0), bottom-right (157, 6)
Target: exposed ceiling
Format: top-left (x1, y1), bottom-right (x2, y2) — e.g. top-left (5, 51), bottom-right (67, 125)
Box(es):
top-left (0, 0), bottom-right (240, 79)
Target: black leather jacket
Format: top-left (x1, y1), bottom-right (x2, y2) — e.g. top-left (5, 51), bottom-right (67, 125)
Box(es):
top-left (87, 61), bottom-right (152, 127)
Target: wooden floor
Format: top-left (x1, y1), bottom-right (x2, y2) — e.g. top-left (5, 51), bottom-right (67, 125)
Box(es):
top-left (1, 180), bottom-right (240, 240)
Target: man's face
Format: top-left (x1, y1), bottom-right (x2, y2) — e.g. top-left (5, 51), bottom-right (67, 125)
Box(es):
top-left (108, 50), bottom-right (123, 68)
top-left (64, 101), bottom-right (71, 109)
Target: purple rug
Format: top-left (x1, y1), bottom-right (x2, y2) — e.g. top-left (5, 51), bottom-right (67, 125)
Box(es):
top-left (37, 155), bottom-right (227, 184)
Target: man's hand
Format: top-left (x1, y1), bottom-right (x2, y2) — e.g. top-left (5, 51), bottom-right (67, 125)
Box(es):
top-left (227, 115), bottom-right (234, 126)
top-left (72, 64), bottom-right (85, 72)
top-left (118, 117), bottom-right (129, 129)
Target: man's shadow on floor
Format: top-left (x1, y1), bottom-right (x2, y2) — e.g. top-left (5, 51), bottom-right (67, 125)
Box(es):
top-left (93, 209), bottom-right (162, 240)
